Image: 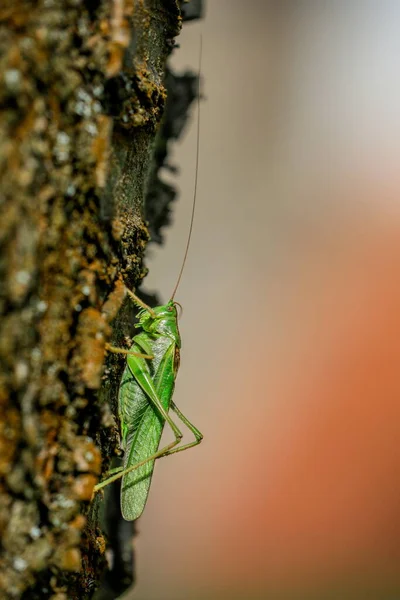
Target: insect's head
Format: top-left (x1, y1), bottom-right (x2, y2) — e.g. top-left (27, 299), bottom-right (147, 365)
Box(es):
top-left (154, 300), bottom-right (178, 320)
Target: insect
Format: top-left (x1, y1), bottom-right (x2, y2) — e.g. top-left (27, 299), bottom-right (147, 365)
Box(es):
top-left (94, 40), bottom-right (203, 521)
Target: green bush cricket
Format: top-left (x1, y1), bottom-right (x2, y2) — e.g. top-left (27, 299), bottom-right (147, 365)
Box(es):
top-left (94, 42), bottom-right (203, 521)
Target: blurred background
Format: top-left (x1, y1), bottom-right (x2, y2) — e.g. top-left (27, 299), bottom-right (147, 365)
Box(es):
top-left (131, 2), bottom-right (400, 599)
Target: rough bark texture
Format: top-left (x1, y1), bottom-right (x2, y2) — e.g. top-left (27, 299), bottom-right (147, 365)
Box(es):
top-left (0, 1), bottom-right (200, 598)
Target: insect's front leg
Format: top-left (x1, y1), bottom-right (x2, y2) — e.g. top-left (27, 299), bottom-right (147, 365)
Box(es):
top-left (103, 284), bottom-right (155, 359)
top-left (125, 287), bottom-right (156, 318)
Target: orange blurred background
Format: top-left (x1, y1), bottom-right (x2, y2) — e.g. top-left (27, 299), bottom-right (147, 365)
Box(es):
top-left (129, 2), bottom-right (400, 599)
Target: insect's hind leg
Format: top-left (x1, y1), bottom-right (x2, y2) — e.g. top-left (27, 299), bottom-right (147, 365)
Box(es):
top-left (94, 404), bottom-right (202, 493)
top-left (105, 343), bottom-right (153, 360)
top-left (157, 402), bottom-right (203, 458)
top-left (93, 432), bottom-right (183, 492)
top-left (93, 402), bottom-right (186, 493)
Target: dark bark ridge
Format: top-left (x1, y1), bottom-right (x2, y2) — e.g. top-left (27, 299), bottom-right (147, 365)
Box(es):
top-left (0, 1), bottom-right (191, 598)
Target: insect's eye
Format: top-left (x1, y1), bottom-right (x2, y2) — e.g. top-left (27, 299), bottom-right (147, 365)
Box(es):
top-left (167, 306), bottom-right (173, 312)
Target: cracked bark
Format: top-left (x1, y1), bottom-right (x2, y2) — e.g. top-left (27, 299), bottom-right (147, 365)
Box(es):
top-left (0, 1), bottom-right (202, 598)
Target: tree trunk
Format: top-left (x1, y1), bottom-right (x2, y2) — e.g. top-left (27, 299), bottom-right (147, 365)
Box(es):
top-left (0, 1), bottom-right (201, 598)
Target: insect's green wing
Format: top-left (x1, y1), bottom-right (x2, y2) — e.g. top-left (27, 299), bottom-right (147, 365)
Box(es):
top-left (119, 336), bottom-right (177, 520)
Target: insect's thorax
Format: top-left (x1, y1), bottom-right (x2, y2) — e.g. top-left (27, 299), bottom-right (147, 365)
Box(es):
top-left (136, 303), bottom-right (181, 348)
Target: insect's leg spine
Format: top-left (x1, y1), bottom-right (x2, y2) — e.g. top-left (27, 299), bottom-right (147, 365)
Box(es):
top-left (125, 287), bottom-right (156, 318)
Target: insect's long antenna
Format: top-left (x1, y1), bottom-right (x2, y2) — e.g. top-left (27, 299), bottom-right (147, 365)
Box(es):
top-left (170, 35), bottom-right (202, 301)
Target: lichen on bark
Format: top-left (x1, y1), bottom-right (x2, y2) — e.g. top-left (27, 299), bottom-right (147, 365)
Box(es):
top-left (0, 0), bottom-right (199, 598)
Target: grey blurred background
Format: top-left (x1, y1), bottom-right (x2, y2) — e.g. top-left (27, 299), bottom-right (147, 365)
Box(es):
top-left (129, 2), bottom-right (400, 599)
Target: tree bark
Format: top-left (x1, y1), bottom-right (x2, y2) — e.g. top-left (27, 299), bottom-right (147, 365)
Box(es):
top-left (0, 1), bottom-right (200, 598)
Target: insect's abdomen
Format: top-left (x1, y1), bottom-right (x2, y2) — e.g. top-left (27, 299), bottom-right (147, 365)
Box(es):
top-left (119, 335), bottom-right (176, 520)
